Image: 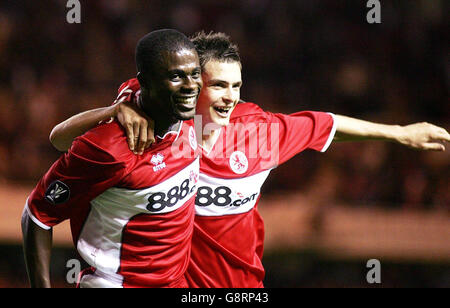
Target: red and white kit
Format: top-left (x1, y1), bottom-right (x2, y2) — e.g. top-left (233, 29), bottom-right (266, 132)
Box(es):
top-left (110, 78), bottom-right (336, 287)
top-left (25, 118), bottom-right (200, 288)
top-left (187, 102), bottom-right (336, 287)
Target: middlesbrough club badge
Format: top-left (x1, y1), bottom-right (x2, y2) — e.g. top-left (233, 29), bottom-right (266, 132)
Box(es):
top-left (229, 151), bottom-right (248, 174)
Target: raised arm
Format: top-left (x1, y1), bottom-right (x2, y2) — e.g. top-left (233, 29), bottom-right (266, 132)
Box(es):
top-left (50, 101), bottom-right (154, 154)
top-left (21, 209), bottom-right (53, 288)
top-left (50, 105), bottom-right (117, 152)
top-left (333, 114), bottom-right (450, 151)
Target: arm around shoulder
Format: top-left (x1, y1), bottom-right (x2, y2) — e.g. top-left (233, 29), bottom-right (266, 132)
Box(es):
top-left (49, 101), bottom-right (154, 155)
top-left (49, 105), bottom-right (117, 152)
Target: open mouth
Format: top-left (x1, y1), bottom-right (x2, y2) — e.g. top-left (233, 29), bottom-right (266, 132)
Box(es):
top-left (213, 106), bottom-right (233, 118)
top-left (174, 95), bottom-right (197, 110)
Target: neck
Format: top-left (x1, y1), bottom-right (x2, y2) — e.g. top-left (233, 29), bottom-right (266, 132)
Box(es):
top-left (202, 124), bottom-right (222, 153)
top-left (138, 94), bottom-right (181, 137)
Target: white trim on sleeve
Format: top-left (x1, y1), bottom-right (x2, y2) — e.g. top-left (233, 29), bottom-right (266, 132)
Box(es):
top-left (320, 113), bottom-right (337, 153)
top-left (25, 198), bottom-right (52, 230)
top-left (116, 85), bottom-right (131, 100)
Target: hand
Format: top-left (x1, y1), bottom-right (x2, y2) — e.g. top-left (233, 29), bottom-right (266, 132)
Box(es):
top-left (397, 122), bottom-right (450, 151)
top-left (113, 98), bottom-right (155, 155)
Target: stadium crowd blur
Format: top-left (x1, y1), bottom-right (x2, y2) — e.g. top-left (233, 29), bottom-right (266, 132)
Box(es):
top-left (0, 0), bottom-right (448, 211)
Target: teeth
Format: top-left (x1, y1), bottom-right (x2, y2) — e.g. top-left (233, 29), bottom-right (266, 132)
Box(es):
top-left (176, 97), bottom-right (196, 104)
top-left (214, 107), bottom-right (231, 113)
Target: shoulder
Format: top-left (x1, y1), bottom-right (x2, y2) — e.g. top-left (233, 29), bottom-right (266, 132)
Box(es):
top-left (118, 78), bottom-right (140, 95)
top-left (230, 102), bottom-right (267, 122)
top-left (71, 121), bottom-right (132, 164)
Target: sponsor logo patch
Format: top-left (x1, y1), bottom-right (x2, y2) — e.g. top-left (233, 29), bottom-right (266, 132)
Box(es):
top-left (45, 180), bottom-right (70, 205)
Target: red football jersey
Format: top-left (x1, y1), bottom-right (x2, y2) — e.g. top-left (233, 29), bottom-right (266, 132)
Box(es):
top-left (26, 119), bottom-right (200, 288)
top-left (112, 79), bottom-right (335, 287)
top-left (185, 102), bottom-right (336, 287)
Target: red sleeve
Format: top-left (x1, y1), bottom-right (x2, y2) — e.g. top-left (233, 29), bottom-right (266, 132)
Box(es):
top-left (112, 78), bottom-right (140, 106)
top-left (26, 131), bottom-right (128, 229)
top-left (230, 103), bottom-right (336, 169)
top-left (265, 111), bottom-right (336, 166)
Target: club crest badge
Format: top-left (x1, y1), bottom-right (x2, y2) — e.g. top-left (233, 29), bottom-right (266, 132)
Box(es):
top-left (229, 151), bottom-right (248, 174)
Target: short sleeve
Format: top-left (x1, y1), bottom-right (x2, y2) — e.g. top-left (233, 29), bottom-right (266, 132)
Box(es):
top-left (112, 78), bottom-right (140, 106)
top-left (26, 135), bottom-right (127, 229)
top-left (266, 111), bottom-right (336, 166)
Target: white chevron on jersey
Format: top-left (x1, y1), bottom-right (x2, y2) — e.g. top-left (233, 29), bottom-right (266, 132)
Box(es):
top-left (76, 157), bottom-right (199, 277)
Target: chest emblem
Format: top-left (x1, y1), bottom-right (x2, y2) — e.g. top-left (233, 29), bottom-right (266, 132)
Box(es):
top-left (229, 151), bottom-right (248, 174)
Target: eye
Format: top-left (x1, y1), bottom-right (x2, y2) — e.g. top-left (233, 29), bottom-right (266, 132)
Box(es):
top-left (210, 82), bottom-right (225, 89)
top-left (192, 71), bottom-right (201, 79)
top-left (170, 74), bottom-right (181, 81)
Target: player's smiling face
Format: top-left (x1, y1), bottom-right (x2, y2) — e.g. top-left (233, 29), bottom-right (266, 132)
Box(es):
top-left (197, 60), bottom-right (242, 127)
top-left (147, 49), bottom-right (203, 120)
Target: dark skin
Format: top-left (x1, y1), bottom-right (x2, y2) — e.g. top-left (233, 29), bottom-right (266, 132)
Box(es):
top-left (22, 210), bottom-right (52, 288)
top-left (21, 47), bottom-right (202, 288)
top-left (138, 49), bottom-right (202, 137)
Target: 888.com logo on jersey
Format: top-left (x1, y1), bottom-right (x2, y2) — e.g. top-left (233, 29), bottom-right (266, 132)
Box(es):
top-left (146, 178), bottom-right (197, 213)
top-left (144, 160), bottom-right (199, 214)
top-left (193, 169), bottom-right (272, 216)
top-left (196, 186), bottom-right (258, 208)
top-left (194, 185), bottom-right (261, 217)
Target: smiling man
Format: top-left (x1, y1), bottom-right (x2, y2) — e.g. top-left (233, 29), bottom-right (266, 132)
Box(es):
top-left (49, 31), bottom-right (449, 288)
top-left (137, 45), bottom-right (201, 126)
top-left (21, 29), bottom-right (202, 288)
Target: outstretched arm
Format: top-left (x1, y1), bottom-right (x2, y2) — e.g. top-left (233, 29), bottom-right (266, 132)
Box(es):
top-left (50, 101), bottom-right (154, 154)
top-left (333, 115), bottom-right (450, 151)
top-left (21, 209), bottom-right (52, 288)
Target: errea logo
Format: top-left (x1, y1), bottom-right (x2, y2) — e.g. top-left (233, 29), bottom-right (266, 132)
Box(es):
top-left (151, 153), bottom-right (166, 172)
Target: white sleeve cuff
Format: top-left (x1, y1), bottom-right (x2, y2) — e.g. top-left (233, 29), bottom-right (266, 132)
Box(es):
top-left (320, 113), bottom-right (337, 153)
top-left (24, 198), bottom-right (52, 230)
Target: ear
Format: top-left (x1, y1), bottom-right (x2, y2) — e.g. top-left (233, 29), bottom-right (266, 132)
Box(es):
top-left (137, 72), bottom-right (146, 87)
top-left (137, 72), bottom-right (151, 102)
top-left (137, 72), bottom-right (152, 92)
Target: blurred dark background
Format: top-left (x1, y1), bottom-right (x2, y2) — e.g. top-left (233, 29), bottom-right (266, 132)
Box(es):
top-left (0, 0), bottom-right (448, 288)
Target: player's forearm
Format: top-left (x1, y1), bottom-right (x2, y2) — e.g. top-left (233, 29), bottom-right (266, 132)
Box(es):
top-left (21, 210), bottom-right (53, 288)
top-left (50, 105), bottom-right (117, 152)
top-left (333, 114), bottom-right (402, 143)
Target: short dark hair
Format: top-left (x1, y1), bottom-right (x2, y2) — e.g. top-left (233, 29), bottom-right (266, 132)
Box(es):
top-left (190, 31), bottom-right (241, 69)
top-left (135, 29), bottom-right (196, 75)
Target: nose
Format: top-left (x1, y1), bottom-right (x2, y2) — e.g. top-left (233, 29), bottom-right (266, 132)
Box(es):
top-left (182, 76), bottom-right (201, 93)
top-left (223, 87), bottom-right (236, 104)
